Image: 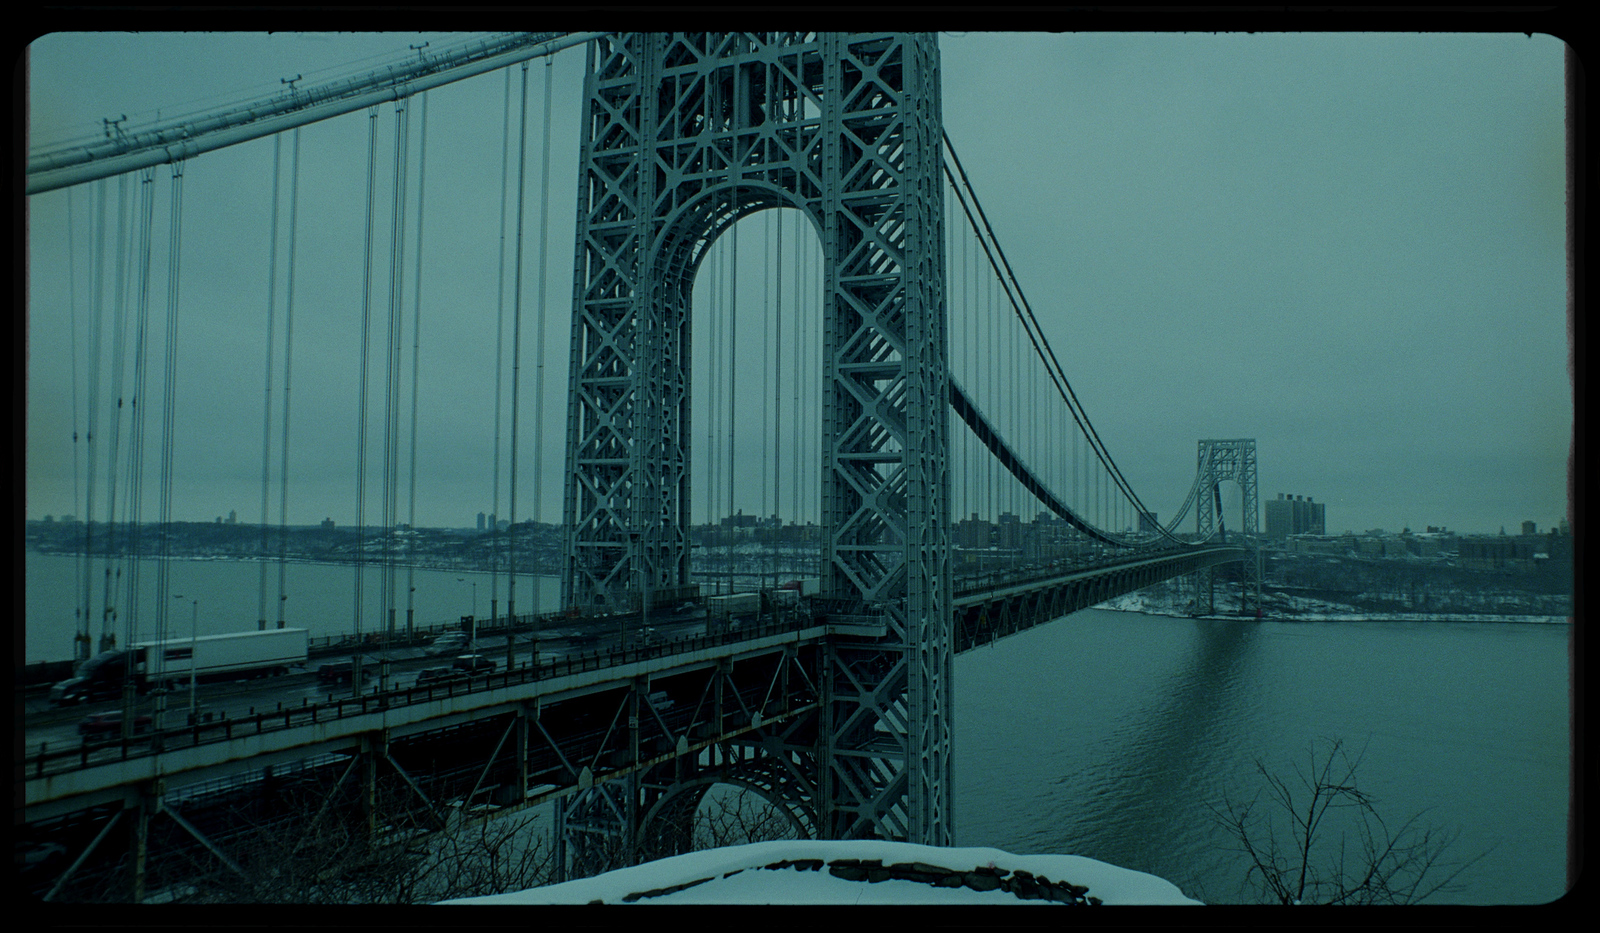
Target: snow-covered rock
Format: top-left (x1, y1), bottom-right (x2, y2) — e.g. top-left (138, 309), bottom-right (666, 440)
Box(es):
top-left (439, 839), bottom-right (1202, 905)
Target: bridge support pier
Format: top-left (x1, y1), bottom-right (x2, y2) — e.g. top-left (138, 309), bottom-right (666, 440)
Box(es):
top-left (1191, 439), bottom-right (1262, 616)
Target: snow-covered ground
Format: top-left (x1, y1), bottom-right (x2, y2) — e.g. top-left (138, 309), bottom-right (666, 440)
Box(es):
top-left (1096, 590), bottom-right (1569, 624)
top-left (439, 839), bottom-right (1201, 906)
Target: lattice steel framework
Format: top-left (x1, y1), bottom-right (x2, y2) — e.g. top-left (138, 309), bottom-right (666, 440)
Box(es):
top-left (560, 32), bottom-right (952, 851)
top-left (1193, 438), bottom-right (1262, 615)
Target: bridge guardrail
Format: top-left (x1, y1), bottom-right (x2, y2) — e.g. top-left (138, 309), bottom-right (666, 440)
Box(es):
top-left (25, 609), bottom-right (819, 783)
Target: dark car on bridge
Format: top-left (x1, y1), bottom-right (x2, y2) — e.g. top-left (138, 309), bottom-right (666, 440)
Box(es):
top-left (316, 660), bottom-right (373, 685)
top-left (77, 711), bottom-right (153, 738)
top-left (415, 666), bottom-right (461, 687)
top-left (451, 655), bottom-right (497, 675)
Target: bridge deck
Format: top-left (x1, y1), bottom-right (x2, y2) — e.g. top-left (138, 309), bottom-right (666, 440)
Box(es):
top-left (25, 546), bottom-right (1242, 823)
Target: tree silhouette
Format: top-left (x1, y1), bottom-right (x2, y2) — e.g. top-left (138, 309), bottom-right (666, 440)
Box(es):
top-left (1212, 738), bottom-right (1487, 905)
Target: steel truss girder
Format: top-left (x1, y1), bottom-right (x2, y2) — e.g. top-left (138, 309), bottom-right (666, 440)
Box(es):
top-left (561, 32), bottom-right (952, 850)
top-left (952, 547), bottom-right (1246, 652)
top-left (552, 643), bottom-right (826, 876)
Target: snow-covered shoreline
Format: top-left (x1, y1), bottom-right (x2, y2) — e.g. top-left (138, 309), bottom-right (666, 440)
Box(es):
top-left (1095, 591), bottom-right (1570, 625)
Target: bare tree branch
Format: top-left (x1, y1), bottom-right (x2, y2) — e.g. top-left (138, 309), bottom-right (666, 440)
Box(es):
top-left (1212, 737), bottom-right (1488, 905)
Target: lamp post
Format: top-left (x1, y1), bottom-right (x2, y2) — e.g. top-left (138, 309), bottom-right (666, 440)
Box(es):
top-left (173, 593), bottom-right (198, 722)
top-left (457, 577), bottom-right (478, 619)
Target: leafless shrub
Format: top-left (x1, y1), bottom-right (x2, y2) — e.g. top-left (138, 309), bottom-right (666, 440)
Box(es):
top-left (1211, 738), bottom-right (1487, 905)
top-left (409, 809), bottom-right (557, 901)
top-left (692, 785), bottom-right (801, 851)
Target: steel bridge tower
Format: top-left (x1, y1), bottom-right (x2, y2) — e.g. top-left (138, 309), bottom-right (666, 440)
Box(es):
top-left (560, 33), bottom-right (952, 859)
top-left (1192, 438), bottom-right (1262, 616)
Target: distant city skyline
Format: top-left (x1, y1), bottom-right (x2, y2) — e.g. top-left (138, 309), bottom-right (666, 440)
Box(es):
top-left (26, 506), bottom-right (1570, 540)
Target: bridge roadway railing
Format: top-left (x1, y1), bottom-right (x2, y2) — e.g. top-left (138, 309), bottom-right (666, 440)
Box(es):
top-left (20, 610), bottom-right (587, 693)
top-left (23, 608), bottom-right (890, 815)
top-left (26, 548), bottom-right (1241, 785)
top-left (303, 609), bottom-right (563, 658)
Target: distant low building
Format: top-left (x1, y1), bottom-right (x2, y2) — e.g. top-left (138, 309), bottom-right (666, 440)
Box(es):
top-left (1354, 536), bottom-right (1385, 558)
top-left (1458, 534), bottom-right (1549, 571)
top-left (1405, 534), bottom-right (1446, 559)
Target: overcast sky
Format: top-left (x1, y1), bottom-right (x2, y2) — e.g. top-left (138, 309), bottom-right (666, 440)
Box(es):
top-left (25, 31), bottom-right (1571, 537)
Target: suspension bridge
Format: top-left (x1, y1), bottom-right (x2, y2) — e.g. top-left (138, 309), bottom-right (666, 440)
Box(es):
top-left (23, 32), bottom-right (1263, 901)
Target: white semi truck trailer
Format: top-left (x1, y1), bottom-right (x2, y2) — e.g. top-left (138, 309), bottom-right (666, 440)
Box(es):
top-left (49, 628), bottom-right (310, 705)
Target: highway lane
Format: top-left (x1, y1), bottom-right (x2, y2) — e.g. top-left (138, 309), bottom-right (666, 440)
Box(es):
top-left (22, 606), bottom-right (720, 756)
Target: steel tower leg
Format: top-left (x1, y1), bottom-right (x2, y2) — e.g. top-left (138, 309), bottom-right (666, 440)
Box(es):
top-left (560, 32), bottom-right (952, 860)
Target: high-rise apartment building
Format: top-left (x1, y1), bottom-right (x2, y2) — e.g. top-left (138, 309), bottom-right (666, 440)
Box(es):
top-left (1265, 493), bottom-right (1325, 539)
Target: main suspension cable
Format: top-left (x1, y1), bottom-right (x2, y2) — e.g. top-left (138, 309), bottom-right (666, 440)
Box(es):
top-left (943, 132), bottom-right (1186, 546)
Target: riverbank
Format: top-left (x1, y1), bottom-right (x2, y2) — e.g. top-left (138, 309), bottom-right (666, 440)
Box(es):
top-left (1096, 589), bottom-right (1571, 625)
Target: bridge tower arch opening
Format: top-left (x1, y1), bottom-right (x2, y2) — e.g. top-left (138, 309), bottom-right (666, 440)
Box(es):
top-left (1191, 438), bottom-right (1262, 616)
top-left (687, 202), bottom-right (825, 595)
top-left (559, 32), bottom-right (953, 867)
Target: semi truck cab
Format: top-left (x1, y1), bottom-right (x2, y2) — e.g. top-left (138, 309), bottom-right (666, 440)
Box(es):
top-left (48, 649), bottom-right (141, 705)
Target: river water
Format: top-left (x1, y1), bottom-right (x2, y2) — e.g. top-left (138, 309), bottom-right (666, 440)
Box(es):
top-left (953, 608), bottom-right (1572, 904)
top-left (24, 553), bottom-right (1572, 904)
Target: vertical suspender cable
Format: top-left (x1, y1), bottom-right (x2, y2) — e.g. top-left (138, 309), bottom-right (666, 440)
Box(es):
top-left (66, 186), bottom-right (84, 656)
top-left (259, 133), bottom-right (284, 631)
top-left (123, 168), bottom-right (156, 650)
top-left (407, 92), bottom-right (428, 641)
top-left (508, 62), bottom-right (531, 628)
top-left (154, 159), bottom-right (185, 724)
top-left (772, 210), bottom-right (782, 587)
top-left (979, 270), bottom-right (992, 524)
top-left (66, 186), bottom-right (87, 659)
top-left (101, 174), bottom-right (132, 653)
top-left (533, 57), bottom-right (553, 623)
top-left (278, 126), bottom-right (302, 628)
top-left (971, 222), bottom-right (980, 524)
top-left (80, 179), bottom-right (106, 662)
top-left (490, 67), bottom-right (512, 636)
top-left (791, 212), bottom-right (801, 531)
top-left (760, 212), bottom-right (770, 576)
top-left (727, 190), bottom-right (738, 592)
top-left (708, 243), bottom-right (720, 533)
top-left (354, 106), bottom-right (380, 673)
top-left (533, 57), bottom-right (552, 526)
top-left (382, 95), bottom-right (411, 690)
